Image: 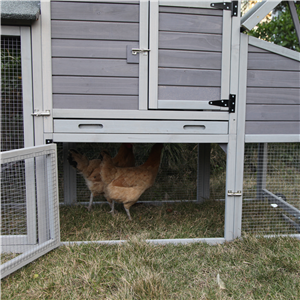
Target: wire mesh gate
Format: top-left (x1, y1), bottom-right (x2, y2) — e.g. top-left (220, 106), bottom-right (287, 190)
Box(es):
top-left (1, 144), bottom-right (60, 279)
top-left (242, 143), bottom-right (300, 236)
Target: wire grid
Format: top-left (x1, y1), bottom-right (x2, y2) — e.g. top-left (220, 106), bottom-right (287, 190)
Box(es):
top-left (1, 146), bottom-right (61, 278)
top-left (242, 143), bottom-right (300, 235)
top-left (57, 143), bottom-right (226, 205)
top-left (1, 36), bottom-right (24, 151)
top-left (1, 160), bottom-right (28, 236)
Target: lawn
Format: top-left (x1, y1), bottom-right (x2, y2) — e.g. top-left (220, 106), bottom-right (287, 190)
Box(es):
top-left (1, 235), bottom-right (300, 299)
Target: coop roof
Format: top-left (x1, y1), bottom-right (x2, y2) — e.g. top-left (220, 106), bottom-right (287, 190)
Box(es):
top-left (1, 1), bottom-right (40, 26)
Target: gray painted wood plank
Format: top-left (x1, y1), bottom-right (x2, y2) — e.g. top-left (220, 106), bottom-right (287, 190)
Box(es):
top-left (246, 105), bottom-right (300, 121)
top-left (53, 95), bottom-right (138, 110)
top-left (158, 50), bottom-right (222, 69)
top-left (52, 39), bottom-right (138, 58)
top-left (245, 121), bottom-right (300, 134)
top-left (158, 86), bottom-right (221, 101)
top-left (52, 76), bottom-right (138, 95)
top-left (159, 32), bottom-right (222, 52)
top-left (52, 58), bottom-right (138, 77)
top-left (248, 45), bottom-right (268, 53)
top-left (51, 21), bottom-right (139, 40)
top-left (247, 70), bottom-right (300, 88)
top-left (248, 52), bottom-right (300, 71)
top-left (159, 13), bottom-right (222, 34)
top-left (159, 6), bottom-right (223, 16)
top-left (158, 68), bottom-right (221, 87)
top-left (51, 2), bottom-right (139, 22)
top-left (51, 0), bottom-right (140, 4)
top-left (246, 88), bottom-right (300, 105)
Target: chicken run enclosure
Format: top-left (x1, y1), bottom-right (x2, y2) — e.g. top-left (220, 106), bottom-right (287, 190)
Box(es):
top-left (1, 0), bottom-right (300, 278)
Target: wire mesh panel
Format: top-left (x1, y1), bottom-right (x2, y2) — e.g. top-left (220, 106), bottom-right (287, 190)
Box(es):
top-left (1, 144), bottom-right (60, 279)
top-left (1, 36), bottom-right (24, 151)
top-left (242, 143), bottom-right (300, 236)
top-left (57, 143), bottom-right (226, 205)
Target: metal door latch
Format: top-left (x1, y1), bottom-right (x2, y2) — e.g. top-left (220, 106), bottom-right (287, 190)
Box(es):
top-left (131, 48), bottom-right (151, 55)
top-left (227, 190), bottom-right (242, 196)
top-left (31, 110), bottom-right (50, 117)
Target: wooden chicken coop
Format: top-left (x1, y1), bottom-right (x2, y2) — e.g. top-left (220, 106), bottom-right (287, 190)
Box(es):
top-left (1, 0), bottom-right (300, 278)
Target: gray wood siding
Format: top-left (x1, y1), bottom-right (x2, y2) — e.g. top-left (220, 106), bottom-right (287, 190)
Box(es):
top-left (51, 1), bottom-right (139, 110)
top-left (246, 46), bottom-right (300, 135)
top-left (158, 5), bottom-right (222, 102)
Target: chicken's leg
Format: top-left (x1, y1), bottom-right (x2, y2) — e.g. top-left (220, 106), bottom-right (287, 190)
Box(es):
top-left (87, 193), bottom-right (93, 211)
top-left (108, 200), bottom-right (116, 215)
top-left (124, 207), bottom-right (132, 221)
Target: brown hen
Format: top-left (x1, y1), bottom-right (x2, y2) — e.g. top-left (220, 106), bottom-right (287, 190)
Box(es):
top-left (99, 143), bottom-right (164, 220)
top-left (68, 143), bottom-right (135, 211)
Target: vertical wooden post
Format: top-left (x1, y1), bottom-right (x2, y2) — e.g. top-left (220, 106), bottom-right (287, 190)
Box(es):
top-left (197, 144), bottom-right (211, 203)
top-left (63, 143), bottom-right (77, 205)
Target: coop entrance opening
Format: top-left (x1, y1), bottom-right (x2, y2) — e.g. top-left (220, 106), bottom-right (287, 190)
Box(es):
top-left (58, 143), bottom-right (227, 243)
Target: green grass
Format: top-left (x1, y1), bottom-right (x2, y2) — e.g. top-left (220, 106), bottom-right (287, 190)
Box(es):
top-left (1, 235), bottom-right (300, 299)
top-left (59, 201), bottom-right (225, 241)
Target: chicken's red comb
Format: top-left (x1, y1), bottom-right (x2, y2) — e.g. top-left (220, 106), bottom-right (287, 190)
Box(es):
top-left (124, 143), bottom-right (132, 148)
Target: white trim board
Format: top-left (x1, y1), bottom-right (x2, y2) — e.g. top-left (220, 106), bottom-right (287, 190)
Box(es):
top-left (52, 133), bottom-right (229, 143)
top-left (62, 237), bottom-right (226, 246)
top-left (245, 134), bottom-right (300, 143)
top-left (1, 26), bottom-right (20, 36)
top-left (241, 0), bottom-right (282, 31)
top-left (249, 36), bottom-right (300, 61)
top-left (52, 109), bottom-right (230, 121)
top-left (159, 1), bottom-right (212, 9)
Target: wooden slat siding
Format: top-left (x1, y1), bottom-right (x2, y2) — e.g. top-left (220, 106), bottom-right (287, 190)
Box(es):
top-left (51, 21), bottom-right (138, 40)
top-left (247, 88), bottom-right (300, 105)
top-left (248, 45), bottom-right (268, 53)
top-left (157, 6), bottom-right (222, 103)
top-left (52, 58), bottom-right (138, 77)
top-left (51, 2), bottom-right (139, 22)
top-left (52, 40), bottom-right (139, 58)
top-left (51, 0), bottom-right (140, 4)
top-left (246, 105), bottom-right (300, 121)
top-left (247, 70), bottom-right (299, 88)
top-left (53, 95), bottom-right (138, 110)
top-left (248, 52), bottom-right (300, 71)
top-left (159, 13), bottom-right (222, 34)
top-left (246, 45), bottom-right (300, 134)
top-left (158, 86), bottom-right (221, 101)
top-left (159, 69), bottom-right (221, 87)
top-left (51, 1), bottom-right (139, 110)
top-left (159, 6), bottom-right (223, 16)
top-left (52, 77), bottom-right (138, 95)
top-left (159, 32), bottom-right (222, 52)
top-left (245, 122), bottom-right (300, 135)
top-left (158, 50), bottom-right (222, 69)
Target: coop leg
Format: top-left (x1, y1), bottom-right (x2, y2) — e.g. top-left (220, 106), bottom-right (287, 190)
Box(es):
top-left (257, 143), bottom-right (268, 201)
top-left (63, 143), bottom-right (77, 205)
top-left (197, 143), bottom-right (211, 203)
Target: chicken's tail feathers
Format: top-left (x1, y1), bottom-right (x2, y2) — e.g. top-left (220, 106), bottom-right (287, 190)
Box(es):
top-left (68, 149), bottom-right (89, 171)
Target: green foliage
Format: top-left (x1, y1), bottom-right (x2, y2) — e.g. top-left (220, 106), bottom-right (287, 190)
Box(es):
top-left (248, 2), bottom-right (300, 52)
top-left (1, 47), bottom-right (22, 94)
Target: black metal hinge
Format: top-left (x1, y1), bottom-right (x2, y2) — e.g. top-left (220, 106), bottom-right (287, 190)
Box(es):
top-left (210, 1), bottom-right (238, 17)
top-left (209, 94), bottom-right (236, 113)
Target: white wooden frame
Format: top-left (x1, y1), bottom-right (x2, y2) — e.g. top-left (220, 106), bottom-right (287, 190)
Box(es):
top-left (241, 0), bottom-right (282, 31)
top-left (1, 144), bottom-right (60, 279)
top-left (148, 0), bottom-right (232, 111)
top-left (1, 26), bottom-right (37, 246)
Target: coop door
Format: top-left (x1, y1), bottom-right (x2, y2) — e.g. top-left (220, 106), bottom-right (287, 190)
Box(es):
top-left (0, 144), bottom-right (60, 279)
top-left (148, 1), bottom-right (233, 111)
